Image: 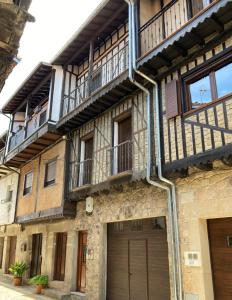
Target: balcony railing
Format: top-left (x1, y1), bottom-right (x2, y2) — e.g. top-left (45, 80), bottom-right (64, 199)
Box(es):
top-left (108, 140), bottom-right (133, 176)
top-left (9, 127), bottom-right (24, 151)
top-left (69, 158), bottom-right (93, 191)
top-left (62, 43), bottom-right (129, 117)
top-left (8, 108), bottom-right (48, 152)
top-left (139, 0), bottom-right (217, 57)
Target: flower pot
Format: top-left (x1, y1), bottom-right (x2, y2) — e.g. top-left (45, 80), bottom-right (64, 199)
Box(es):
top-left (35, 284), bottom-right (44, 294)
top-left (13, 277), bottom-right (22, 286)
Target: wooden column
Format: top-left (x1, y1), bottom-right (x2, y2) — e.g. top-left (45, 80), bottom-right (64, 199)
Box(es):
top-left (88, 40), bottom-right (94, 96)
top-left (24, 98), bottom-right (30, 139)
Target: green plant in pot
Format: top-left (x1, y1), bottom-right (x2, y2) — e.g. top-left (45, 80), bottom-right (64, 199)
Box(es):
top-left (8, 262), bottom-right (29, 286)
top-left (29, 275), bottom-right (48, 294)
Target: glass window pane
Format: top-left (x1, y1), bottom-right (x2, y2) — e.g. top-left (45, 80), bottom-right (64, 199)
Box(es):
top-left (25, 172), bottom-right (33, 189)
top-left (215, 62), bottom-right (232, 98)
top-left (189, 76), bottom-right (212, 109)
top-left (46, 160), bottom-right (56, 184)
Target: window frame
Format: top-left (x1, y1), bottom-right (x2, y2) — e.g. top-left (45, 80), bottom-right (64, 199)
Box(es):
top-left (44, 158), bottom-right (57, 187)
top-left (23, 171), bottom-right (33, 196)
top-left (184, 51), bottom-right (232, 113)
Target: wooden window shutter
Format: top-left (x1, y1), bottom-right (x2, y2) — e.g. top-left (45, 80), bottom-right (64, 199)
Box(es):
top-left (165, 80), bottom-right (180, 119)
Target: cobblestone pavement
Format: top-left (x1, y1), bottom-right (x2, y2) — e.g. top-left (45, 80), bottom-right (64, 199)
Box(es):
top-left (0, 282), bottom-right (53, 300)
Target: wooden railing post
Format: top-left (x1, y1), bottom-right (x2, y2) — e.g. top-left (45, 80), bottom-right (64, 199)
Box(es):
top-left (88, 40), bottom-right (94, 96)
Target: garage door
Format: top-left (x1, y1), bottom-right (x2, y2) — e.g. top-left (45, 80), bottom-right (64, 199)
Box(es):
top-left (208, 218), bottom-right (232, 300)
top-left (107, 217), bottom-right (170, 300)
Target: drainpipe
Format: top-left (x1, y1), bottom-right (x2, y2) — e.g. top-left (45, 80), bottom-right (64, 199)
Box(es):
top-left (124, 1), bottom-right (183, 299)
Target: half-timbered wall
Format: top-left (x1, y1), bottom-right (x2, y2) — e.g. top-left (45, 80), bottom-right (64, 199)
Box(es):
top-left (69, 91), bottom-right (148, 191)
top-left (62, 23), bottom-right (128, 117)
top-left (162, 35), bottom-right (232, 168)
top-left (139, 0), bottom-right (188, 57)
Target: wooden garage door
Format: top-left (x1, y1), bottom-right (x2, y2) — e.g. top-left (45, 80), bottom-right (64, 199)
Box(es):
top-left (208, 218), bottom-right (232, 300)
top-left (107, 218), bottom-right (170, 300)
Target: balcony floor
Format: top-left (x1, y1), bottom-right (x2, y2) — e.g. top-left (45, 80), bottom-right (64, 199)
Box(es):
top-left (5, 123), bottom-right (62, 167)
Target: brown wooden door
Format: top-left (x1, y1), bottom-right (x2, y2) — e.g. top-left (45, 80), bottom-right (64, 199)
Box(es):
top-left (7, 236), bottom-right (16, 272)
top-left (30, 233), bottom-right (42, 277)
top-left (107, 218), bottom-right (170, 300)
top-left (83, 138), bottom-right (93, 185)
top-left (54, 232), bottom-right (67, 281)
top-left (118, 116), bottom-right (132, 173)
top-left (0, 237), bottom-right (4, 269)
top-left (129, 239), bottom-right (148, 300)
top-left (208, 218), bottom-right (232, 300)
top-left (77, 231), bottom-right (87, 292)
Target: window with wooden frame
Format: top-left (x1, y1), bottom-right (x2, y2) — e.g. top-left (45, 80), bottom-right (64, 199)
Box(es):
top-left (44, 159), bottom-right (57, 187)
top-left (185, 58), bottom-right (232, 112)
top-left (53, 232), bottom-right (67, 281)
top-left (23, 171), bottom-right (33, 195)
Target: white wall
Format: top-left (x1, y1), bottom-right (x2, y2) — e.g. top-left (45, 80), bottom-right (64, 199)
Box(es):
top-left (49, 65), bottom-right (64, 122)
top-left (0, 172), bottom-right (19, 225)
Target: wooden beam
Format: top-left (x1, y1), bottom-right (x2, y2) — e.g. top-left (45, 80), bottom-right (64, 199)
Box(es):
top-left (64, 4), bottom-right (127, 66)
top-left (210, 15), bottom-right (224, 32)
top-left (190, 30), bottom-right (205, 46)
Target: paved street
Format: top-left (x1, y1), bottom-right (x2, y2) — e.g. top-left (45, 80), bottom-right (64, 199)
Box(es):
top-left (0, 282), bottom-right (52, 300)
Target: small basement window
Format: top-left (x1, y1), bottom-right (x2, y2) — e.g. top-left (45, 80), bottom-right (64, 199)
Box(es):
top-left (186, 60), bottom-right (232, 111)
top-left (44, 159), bottom-right (57, 187)
top-left (23, 171), bottom-right (33, 195)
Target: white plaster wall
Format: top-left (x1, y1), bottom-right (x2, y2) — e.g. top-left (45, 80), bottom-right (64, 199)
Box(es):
top-left (0, 172), bottom-right (19, 225)
top-left (50, 65), bottom-right (64, 122)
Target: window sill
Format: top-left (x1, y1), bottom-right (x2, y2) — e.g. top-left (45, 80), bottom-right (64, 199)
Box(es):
top-left (44, 183), bottom-right (57, 189)
top-left (72, 184), bottom-right (91, 193)
top-left (183, 92), bottom-right (232, 117)
top-left (108, 170), bottom-right (133, 182)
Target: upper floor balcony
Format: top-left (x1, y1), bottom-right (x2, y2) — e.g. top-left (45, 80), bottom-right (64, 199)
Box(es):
top-left (2, 63), bottom-right (62, 168)
top-left (67, 94), bottom-right (148, 201)
top-left (54, 0), bottom-right (229, 132)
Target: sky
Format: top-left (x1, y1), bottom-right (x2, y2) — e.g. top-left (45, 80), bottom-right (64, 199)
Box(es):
top-left (0, 0), bottom-right (102, 135)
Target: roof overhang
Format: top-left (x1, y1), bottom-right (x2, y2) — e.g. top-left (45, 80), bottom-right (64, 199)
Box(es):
top-left (138, 0), bottom-right (232, 77)
top-left (2, 62), bottom-right (52, 114)
top-left (51, 0), bottom-right (128, 66)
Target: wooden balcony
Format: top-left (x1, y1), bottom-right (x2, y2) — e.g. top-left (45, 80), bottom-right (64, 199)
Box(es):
top-left (5, 121), bottom-right (61, 168)
top-left (163, 93), bottom-right (232, 173)
top-left (138, 0), bottom-right (232, 77)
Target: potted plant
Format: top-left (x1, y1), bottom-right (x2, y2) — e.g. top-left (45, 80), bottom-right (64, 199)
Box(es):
top-left (8, 262), bottom-right (29, 286)
top-left (29, 275), bottom-right (48, 294)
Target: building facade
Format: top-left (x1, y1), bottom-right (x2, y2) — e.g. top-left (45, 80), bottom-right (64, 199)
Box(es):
top-left (1, 0), bottom-right (232, 300)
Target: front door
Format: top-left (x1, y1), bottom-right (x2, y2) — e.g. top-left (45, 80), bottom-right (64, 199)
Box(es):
top-left (208, 218), bottom-right (232, 300)
top-left (7, 236), bottom-right (17, 272)
top-left (30, 233), bottom-right (42, 277)
top-left (77, 231), bottom-right (88, 292)
top-left (129, 239), bottom-right (148, 300)
top-left (107, 218), bottom-right (170, 300)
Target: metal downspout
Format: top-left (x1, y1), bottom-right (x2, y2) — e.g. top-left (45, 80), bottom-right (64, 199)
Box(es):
top-left (124, 1), bottom-right (182, 299)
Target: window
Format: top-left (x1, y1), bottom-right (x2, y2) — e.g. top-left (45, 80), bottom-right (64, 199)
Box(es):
top-left (78, 137), bottom-right (93, 187)
top-left (39, 110), bottom-right (47, 127)
top-left (23, 171), bottom-right (33, 195)
top-left (187, 61), bottom-right (232, 111)
top-left (44, 159), bottom-right (57, 187)
top-left (112, 115), bottom-right (132, 174)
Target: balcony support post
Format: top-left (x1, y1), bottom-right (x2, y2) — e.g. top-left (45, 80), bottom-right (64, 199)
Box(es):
top-left (88, 40), bottom-right (94, 96)
top-left (24, 98), bottom-right (30, 139)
